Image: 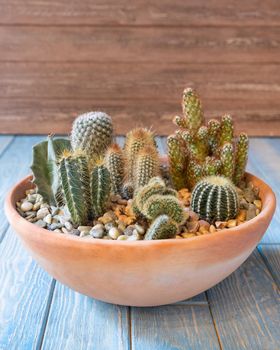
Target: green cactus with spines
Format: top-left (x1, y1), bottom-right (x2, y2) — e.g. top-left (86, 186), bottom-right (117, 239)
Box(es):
top-left (208, 119), bottom-right (221, 156)
top-left (195, 126), bottom-right (209, 161)
top-left (167, 134), bottom-right (187, 190)
top-left (220, 115), bottom-right (234, 147)
top-left (182, 87), bottom-right (204, 133)
top-left (135, 145), bottom-right (160, 189)
top-left (144, 215), bottom-right (178, 240)
top-left (58, 152), bottom-right (91, 226)
top-left (122, 182), bottom-right (134, 200)
top-left (142, 194), bottom-right (185, 224)
top-left (173, 115), bottom-right (188, 129)
top-left (191, 176), bottom-right (239, 222)
top-left (71, 111), bottom-right (113, 158)
top-left (220, 142), bottom-right (235, 180)
top-left (203, 157), bottom-right (221, 176)
top-left (105, 144), bottom-right (124, 195)
top-left (186, 159), bottom-right (203, 189)
top-left (234, 133), bottom-right (249, 185)
top-left (91, 164), bottom-right (111, 218)
top-left (124, 127), bottom-right (156, 186)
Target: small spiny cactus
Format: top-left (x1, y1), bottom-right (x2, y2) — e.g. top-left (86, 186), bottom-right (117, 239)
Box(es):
top-left (167, 135), bottom-right (186, 190)
top-left (135, 145), bottom-right (160, 189)
top-left (191, 176), bottom-right (239, 222)
top-left (105, 144), bottom-right (125, 195)
top-left (220, 115), bottom-right (234, 147)
top-left (203, 157), bottom-right (221, 177)
top-left (234, 133), bottom-right (249, 185)
top-left (182, 87), bottom-right (204, 133)
top-left (91, 164), bottom-right (111, 218)
top-left (144, 215), bottom-right (178, 240)
top-left (220, 142), bottom-right (235, 180)
top-left (71, 111), bottom-right (113, 158)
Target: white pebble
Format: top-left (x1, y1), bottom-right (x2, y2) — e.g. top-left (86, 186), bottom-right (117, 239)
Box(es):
top-left (134, 224), bottom-right (145, 235)
top-left (37, 207), bottom-right (50, 219)
top-left (77, 226), bottom-right (92, 233)
top-left (117, 235), bottom-right (128, 241)
top-left (128, 232), bottom-right (141, 241)
top-left (34, 220), bottom-right (47, 228)
top-left (61, 227), bottom-right (69, 234)
top-left (32, 202), bottom-right (41, 211)
top-left (21, 201), bottom-right (33, 212)
top-left (43, 214), bottom-right (52, 224)
top-left (108, 227), bottom-right (121, 239)
top-left (64, 221), bottom-right (73, 231)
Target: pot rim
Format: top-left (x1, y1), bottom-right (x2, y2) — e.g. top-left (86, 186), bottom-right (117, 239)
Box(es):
top-left (5, 172), bottom-right (276, 249)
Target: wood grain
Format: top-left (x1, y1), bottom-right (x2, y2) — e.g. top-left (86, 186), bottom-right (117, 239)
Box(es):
top-left (0, 0), bottom-right (279, 26)
top-left (258, 245), bottom-right (280, 287)
top-left (248, 138), bottom-right (280, 243)
top-left (0, 136), bottom-right (43, 240)
top-left (207, 250), bottom-right (280, 350)
top-left (130, 300), bottom-right (220, 350)
top-left (0, 26), bottom-right (280, 63)
top-left (0, 226), bottom-right (54, 350)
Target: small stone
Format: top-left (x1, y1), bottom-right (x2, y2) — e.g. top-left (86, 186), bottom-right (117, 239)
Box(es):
top-left (253, 200), bottom-right (262, 210)
top-left (134, 224), bottom-right (145, 235)
top-left (103, 236), bottom-right (112, 240)
top-left (80, 231), bottom-right (90, 237)
top-left (25, 213), bottom-right (36, 220)
top-left (240, 198), bottom-right (249, 210)
top-left (26, 188), bottom-right (35, 195)
top-left (256, 209), bottom-right (260, 215)
top-left (111, 194), bottom-right (121, 202)
top-left (49, 223), bottom-right (62, 230)
top-left (236, 210), bottom-right (247, 222)
top-left (124, 225), bottom-right (135, 236)
top-left (243, 188), bottom-right (255, 203)
top-left (34, 219), bottom-right (47, 228)
top-left (118, 221), bottom-right (126, 232)
top-left (43, 214), bottom-right (52, 224)
top-left (108, 227), bottom-right (121, 239)
top-left (61, 227), bottom-right (69, 234)
top-left (182, 233), bottom-right (196, 239)
top-left (127, 232), bottom-right (141, 241)
top-left (71, 229), bottom-right (80, 236)
top-left (54, 228), bottom-right (62, 233)
top-left (40, 203), bottom-right (50, 209)
top-left (188, 210), bottom-right (199, 222)
top-left (90, 225), bottom-right (105, 238)
top-left (21, 201), bottom-right (33, 212)
top-left (246, 204), bottom-right (257, 221)
top-left (105, 222), bottom-right (117, 231)
top-left (50, 206), bottom-right (59, 215)
top-left (37, 207), bottom-right (50, 219)
top-left (199, 226), bottom-right (209, 235)
top-left (226, 219), bottom-right (237, 228)
top-left (209, 225), bottom-right (216, 233)
top-left (198, 220), bottom-right (210, 229)
top-left (215, 221), bottom-right (227, 229)
top-left (117, 235), bottom-right (128, 240)
top-left (32, 202), bottom-right (41, 211)
top-left (16, 201), bottom-right (21, 208)
top-left (64, 221), bottom-right (73, 231)
top-left (77, 226), bottom-right (92, 233)
top-left (98, 215), bottom-right (113, 225)
top-left (117, 198), bottom-right (128, 205)
top-left (186, 221), bottom-right (199, 233)
top-left (175, 235), bottom-right (183, 239)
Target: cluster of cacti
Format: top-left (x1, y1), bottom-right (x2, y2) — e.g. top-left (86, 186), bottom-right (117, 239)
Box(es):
top-left (169, 87), bottom-right (249, 189)
top-left (191, 176), bottom-right (239, 222)
top-left (144, 215), bottom-right (178, 240)
top-left (105, 144), bottom-right (125, 195)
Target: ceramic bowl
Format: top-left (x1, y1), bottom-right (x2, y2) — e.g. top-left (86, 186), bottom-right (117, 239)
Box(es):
top-left (5, 173), bottom-right (276, 306)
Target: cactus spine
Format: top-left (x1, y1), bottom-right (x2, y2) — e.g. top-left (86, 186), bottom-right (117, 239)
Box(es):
top-left (71, 111), bottom-right (113, 158)
top-left (144, 215), bottom-right (178, 240)
top-left (191, 176), bottom-right (239, 222)
top-left (220, 143), bottom-right (235, 180)
top-left (91, 164), bottom-right (111, 218)
top-left (135, 145), bottom-right (160, 189)
top-left (59, 152), bottom-right (91, 226)
top-left (105, 144), bottom-right (124, 195)
top-left (167, 135), bottom-right (186, 190)
top-left (182, 87), bottom-right (204, 133)
top-left (234, 133), bottom-right (249, 185)
top-left (220, 115), bottom-right (234, 146)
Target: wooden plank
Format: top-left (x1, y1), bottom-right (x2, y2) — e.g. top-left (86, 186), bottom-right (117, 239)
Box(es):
top-left (0, 226), bottom-right (54, 350)
top-left (258, 245), bottom-right (280, 287)
top-left (131, 301), bottom-right (220, 350)
top-left (41, 283), bottom-right (130, 350)
top-left (0, 0), bottom-right (279, 26)
top-left (1, 99), bottom-right (279, 136)
top-left (207, 250), bottom-right (280, 350)
top-left (247, 138), bottom-right (280, 243)
top-left (0, 135), bottom-right (14, 155)
top-left (0, 136), bottom-right (43, 241)
top-left (0, 26), bottom-right (279, 63)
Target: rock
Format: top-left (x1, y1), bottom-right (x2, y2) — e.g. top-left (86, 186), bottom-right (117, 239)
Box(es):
top-left (215, 221), bottom-right (227, 229)
top-left (118, 221), bottom-right (126, 232)
top-left (226, 219), bottom-right (237, 228)
top-left (124, 225), bottom-right (135, 236)
top-left (111, 194), bottom-right (121, 203)
top-left (243, 188), bottom-right (255, 203)
top-left (27, 194), bottom-right (37, 203)
top-left (61, 227), bottom-right (70, 234)
top-left (117, 235), bottom-right (128, 240)
top-left (50, 206), bottom-right (59, 215)
top-left (90, 225), bottom-right (105, 238)
top-left (105, 222), bottom-right (117, 231)
top-left (239, 198), bottom-right (249, 210)
top-left (182, 233), bottom-right (196, 238)
top-left (25, 213), bottom-right (36, 220)
top-left (40, 203), bottom-right (50, 209)
top-left (186, 221), bottom-right (199, 233)
top-left (43, 214), bottom-right (52, 224)
top-left (36, 207), bottom-right (50, 219)
top-left (49, 223), bottom-right (62, 230)
top-left (236, 209), bottom-right (247, 222)
top-left (198, 220), bottom-right (210, 229)
top-left (108, 227), bottom-right (121, 239)
top-left (246, 204), bottom-right (257, 221)
top-left (209, 225), bottom-right (216, 233)
top-left (80, 231), bottom-right (90, 237)
top-left (176, 235), bottom-right (183, 239)
top-left (34, 219), bottom-right (47, 228)
top-left (64, 221), bottom-right (73, 231)
top-left (21, 201), bottom-right (33, 212)
top-left (134, 224), bottom-right (145, 235)
top-left (32, 202), bottom-right (41, 211)
top-left (54, 229), bottom-right (62, 233)
top-left (71, 229), bottom-right (80, 236)
top-left (253, 200), bottom-right (262, 210)
top-left (188, 210), bottom-right (199, 222)
top-left (77, 226), bottom-right (92, 233)
top-left (127, 232), bottom-right (141, 241)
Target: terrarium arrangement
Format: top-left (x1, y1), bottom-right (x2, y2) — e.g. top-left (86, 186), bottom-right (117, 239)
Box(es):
top-left (16, 88), bottom-right (262, 241)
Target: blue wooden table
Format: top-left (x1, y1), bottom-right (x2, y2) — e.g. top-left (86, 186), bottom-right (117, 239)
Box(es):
top-left (0, 136), bottom-right (279, 350)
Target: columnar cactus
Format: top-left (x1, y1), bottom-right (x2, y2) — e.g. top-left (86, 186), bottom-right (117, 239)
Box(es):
top-left (220, 115), bottom-right (234, 146)
top-left (203, 157), bottom-right (221, 177)
top-left (105, 144), bottom-right (125, 195)
top-left (181, 87), bottom-right (204, 133)
top-left (135, 145), bottom-right (160, 189)
top-left (167, 135), bottom-right (186, 190)
top-left (207, 119), bottom-right (221, 156)
top-left (186, 159), bottom-right (203, 189)
top-left (71, 111), bottom-right (113, 158)
top-left (220, 142), bottom-right (235, 180)
top-left (191, 176), bottom-right (239, 222)
top-left (58, 152), bottom-right (91, 226)
top-left (91, 164), bottom-right (111, 218)
top-left (144, 215), bottom-right (178, 240)
top-left (234, 133), bottom-right (249, 185)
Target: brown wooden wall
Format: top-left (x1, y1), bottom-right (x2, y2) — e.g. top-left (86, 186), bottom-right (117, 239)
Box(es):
top-left (0, 1), bottom-right (280, 136)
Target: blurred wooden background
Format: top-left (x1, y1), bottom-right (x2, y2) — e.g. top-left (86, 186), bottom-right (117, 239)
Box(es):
top-left (0, 0), bottom-right (280, 135)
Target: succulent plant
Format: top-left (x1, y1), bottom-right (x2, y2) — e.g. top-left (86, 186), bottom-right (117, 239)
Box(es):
top-left (122, 182), bottom-right (134, 200)
top-left (58, 152), bottom-right (91, 226)
top-left (135, 145), bottom-right (160, 189)
top-left (105, 144), bottom-right (125, 195)
top-left (31, 136), bottom-right (71, 206)
top-left (144, 215), bottom-right (178, 240)
top-left (91, 164), bottom-right (111, 218)
top-left (169, 87), bottom-right (249, 189)
top-left (191, 176), bottom-right (239, 222)
top-left (71, 111), bottom-right (113, 158)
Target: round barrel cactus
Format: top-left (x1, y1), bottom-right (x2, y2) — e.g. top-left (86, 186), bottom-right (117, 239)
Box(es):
top-left (191, 176), bottom-right (239, 222)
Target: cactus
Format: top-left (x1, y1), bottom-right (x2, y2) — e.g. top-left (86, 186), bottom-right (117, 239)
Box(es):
top-left (191, 176), bottom-right (239, 222)
top-left (220, 142), bottom-right (235, 180)
top-left (135, 145), bottom-right (160, 189)
top-left (59, 152), bottom-right (91, 226)
top-left (203, 157), bottom-right (221, 177)
top-left (144, 215), bottom-right (178, 240)
top-left (220, 115), bottom-right (234, 146)
top-left (182, 87), bottom-right (204, 133)
top-left (167, 135), bottom-right (186, 190)
top-left (105, 144), bottom-right (125, 195)
top-left (142, 194), bottom-right (185, 224)
top-left (186, 159), bottom-right (203, 189)
top-left (208, 119), bottom-right (221, 156)
top-left (234, 133), bottom-right (249, 185)
top-left (91, 164), bottom-right (111, 218)
top-left (71, 111), bottom-right (113, 158)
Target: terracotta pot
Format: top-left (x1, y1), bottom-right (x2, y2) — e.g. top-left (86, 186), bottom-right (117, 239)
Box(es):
top-left (5, 173), bottom-right (276, 307)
